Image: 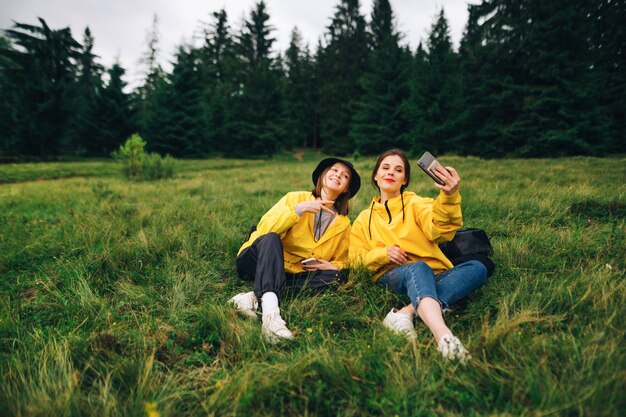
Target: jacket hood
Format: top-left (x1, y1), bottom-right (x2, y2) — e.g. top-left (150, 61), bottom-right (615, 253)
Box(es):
top-left (366, 191), bottom-right (415, 239)
top-left (371, 192), bottom-right (416, 219)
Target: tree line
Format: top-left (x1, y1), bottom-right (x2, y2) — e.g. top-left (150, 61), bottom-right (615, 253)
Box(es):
top-left (0, 0), bottom-right (623, 160)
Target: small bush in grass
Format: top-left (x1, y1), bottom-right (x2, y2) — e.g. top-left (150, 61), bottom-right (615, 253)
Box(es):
top-left (113, 134), bottom-right (175, 180)
top-left (112, 133), bottom-right (145, 180)
top-left (142, 152), bottom-right (175, 180)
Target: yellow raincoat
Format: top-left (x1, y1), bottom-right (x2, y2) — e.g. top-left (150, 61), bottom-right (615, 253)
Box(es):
top-left (238, 191), bottom-right (351, 273)
top-left (349, 191), bottom-right (462, 280)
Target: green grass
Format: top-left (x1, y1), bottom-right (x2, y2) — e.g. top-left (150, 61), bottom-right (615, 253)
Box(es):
top-left (1, 153), bottom-right (624, 416)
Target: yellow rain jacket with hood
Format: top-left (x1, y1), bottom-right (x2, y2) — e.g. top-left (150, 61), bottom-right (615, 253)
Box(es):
top-left (349, 191), bottom-right (462, 280)
top-left (238, 191), bottom-right (351, 273)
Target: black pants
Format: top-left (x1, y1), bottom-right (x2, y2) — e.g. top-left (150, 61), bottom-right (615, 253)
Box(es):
top-left (236, 232), bottom-right (347, 301)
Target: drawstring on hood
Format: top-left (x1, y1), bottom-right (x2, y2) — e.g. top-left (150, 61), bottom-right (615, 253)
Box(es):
top-left (368, 192), bottom-right (406, 240)
top-left (367, 200), bottom-right (374, 240)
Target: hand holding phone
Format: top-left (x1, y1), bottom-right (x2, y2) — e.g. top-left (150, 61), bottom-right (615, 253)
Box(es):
top-left (301, 258), bottom-right (339, 271)
top-left (301, 257), bottom-right (320, 266)
top-left (417, 151), bottom-right (446, 185)
top-left (417, 151), bottom-right (461, 195)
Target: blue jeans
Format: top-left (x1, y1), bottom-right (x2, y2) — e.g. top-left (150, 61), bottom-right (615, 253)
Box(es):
top-left (378, 260), bottom-right (487, 310)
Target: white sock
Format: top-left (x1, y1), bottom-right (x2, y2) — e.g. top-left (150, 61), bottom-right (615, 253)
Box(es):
top-left (261, 292), bottom-right (279, 314)
top-left (438, 333), bottom-right (455, 345)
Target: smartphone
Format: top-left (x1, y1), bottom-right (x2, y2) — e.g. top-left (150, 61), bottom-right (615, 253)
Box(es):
top-left (417, 151), bottom-right (446, 186)
top-left (301, 257), bottom-right (320, 266)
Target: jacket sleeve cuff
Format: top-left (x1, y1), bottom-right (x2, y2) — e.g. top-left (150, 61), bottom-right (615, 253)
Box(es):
top-left (330, 261), bottom-right (344, 270)
top-left (364, 247), bottom-right (389, 270)
top-left (438, 190), bottom-right (461, 204)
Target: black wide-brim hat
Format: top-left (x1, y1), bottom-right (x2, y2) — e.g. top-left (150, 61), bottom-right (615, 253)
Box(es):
top-left (312, 157), bottom-right (361, 198)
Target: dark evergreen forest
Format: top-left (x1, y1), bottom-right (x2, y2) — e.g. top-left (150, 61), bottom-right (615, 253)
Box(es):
top-left (1, 0), bottom-right (624, 160)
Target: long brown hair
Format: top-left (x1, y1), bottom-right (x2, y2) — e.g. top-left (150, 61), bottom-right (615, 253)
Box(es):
top-left (371, 149), bottom-right (411, 193)
top-left (312, 166), bottom-right (351, 215)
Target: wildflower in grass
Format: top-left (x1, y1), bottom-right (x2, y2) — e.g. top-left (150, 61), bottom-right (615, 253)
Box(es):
top-left (214, 380), bottom-right (224, 389)
top-left (144, 401), bottom-right (159, 417)
top-left (307, 327), bottom-right (313, 334)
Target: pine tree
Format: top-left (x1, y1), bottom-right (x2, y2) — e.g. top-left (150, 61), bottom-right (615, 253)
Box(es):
top-left (317, 0), bottom-right (369, 155)
top-left (1, 18), bottom-right (81, 159)
top-left (137, 14), bottom-right (163, 102)
top-left (458, 0), bottom-right (612, 157)
top-left (402, 9), bottom-right (461, 156)
top-left (138, 75), bottom-right (171, 154)
top-left (284, 27), bottom-right (316, 148)
top-left (150, 46), bottom-right (205, 157)
top-left (89, 63), bottom-right (136, 154)
top-left (399, 42), bottom-right (428, 152)
top-left (351, 0), bottom-right (411, 155)
top-left (310, 40), bottom-right (325, 149)
top-left (456, 2), bottom-right (507, 156)
top-left (227, 1), bottom-right (283, 157)
top-left (136, 14), bottom-right (165, 148)
top-left (0, 35), bottom-right (18, 158)
top-left (516, 0), bottom-right (608, 156)
top-left (200, 9), bottom-right (236, 154)
top-left (588, 0), bottom-right (626, 153)
top-left (64, 27), bottom-right (104, 155)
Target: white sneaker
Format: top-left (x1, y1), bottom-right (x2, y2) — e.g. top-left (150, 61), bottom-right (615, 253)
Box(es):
top-left (228, 291), bottom-right (258, 318)
top-left (262, 310), bottom-right (294, 343)
top-left (438, 334), bottom-right (471, 362)
top-left (382, 308), bottom-right (416, 340)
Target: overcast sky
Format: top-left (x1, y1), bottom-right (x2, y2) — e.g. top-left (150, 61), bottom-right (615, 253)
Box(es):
top-left (1, 0), bottom-right (472, 87)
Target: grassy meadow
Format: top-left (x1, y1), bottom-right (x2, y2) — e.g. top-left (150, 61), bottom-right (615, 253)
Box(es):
top-left (1, 152), bottom-right (625, 416)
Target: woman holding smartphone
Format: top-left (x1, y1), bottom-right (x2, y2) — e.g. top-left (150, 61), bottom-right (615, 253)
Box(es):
top-left (349, 149), bottom-right (487, 361)
top-left (229, 158), bottom-right (361, 342)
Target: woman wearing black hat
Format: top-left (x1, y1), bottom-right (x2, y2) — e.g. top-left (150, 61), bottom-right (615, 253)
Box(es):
top-left (229, 157), bottom-right (361, 342)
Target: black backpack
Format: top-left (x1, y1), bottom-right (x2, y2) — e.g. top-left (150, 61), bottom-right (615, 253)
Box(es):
top-left (438, 228), bottom-right (496, 277)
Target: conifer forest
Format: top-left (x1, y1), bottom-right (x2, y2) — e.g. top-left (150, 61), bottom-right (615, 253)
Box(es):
top-left (0, 0), bottom-right (624, 160)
